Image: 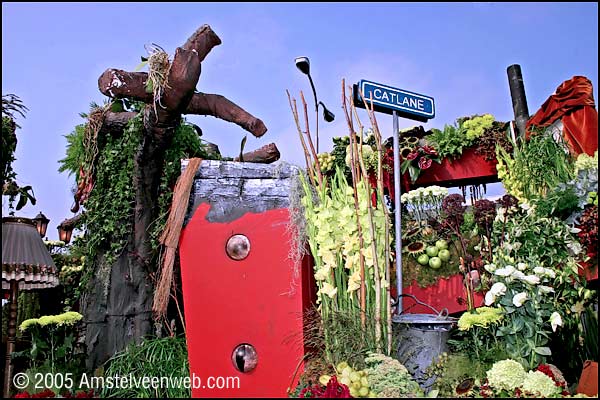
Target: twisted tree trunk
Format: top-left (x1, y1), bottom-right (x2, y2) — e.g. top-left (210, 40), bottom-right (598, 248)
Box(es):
top-left (82, 24), bottom-right (267, 370)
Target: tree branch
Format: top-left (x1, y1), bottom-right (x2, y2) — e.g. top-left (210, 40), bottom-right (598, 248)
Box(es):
top-left (181, 24), bottom-right (222, 61)
top-left (98, 69), bottom-right (152, 101)
top-left (234, 143), bottom-right (280, 163)
top-left (185, 92), bottom-right (267, 137)
top-left (100, 111), bottom-right (138, 135)
top-left (161, 47), bottom-right (201, 112)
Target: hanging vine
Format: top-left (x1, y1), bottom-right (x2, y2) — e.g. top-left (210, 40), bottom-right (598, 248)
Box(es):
top-left (60, 103), bottom-right (209, 302)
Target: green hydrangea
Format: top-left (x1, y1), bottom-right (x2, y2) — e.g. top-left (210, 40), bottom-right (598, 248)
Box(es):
top-left (575, 151), bottom-right (598, 173)
top-left (522, 370), bottom-right (561, 397)
top-left (486, 359), bottom-right (527, 392)
top-left (458, 307), bottom-right (504, 331)
top-left (463, 114), bottom-right (495, 142)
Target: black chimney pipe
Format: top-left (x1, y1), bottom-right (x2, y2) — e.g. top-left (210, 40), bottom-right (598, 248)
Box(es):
top-left (507, 64), bottom-right (530, 138)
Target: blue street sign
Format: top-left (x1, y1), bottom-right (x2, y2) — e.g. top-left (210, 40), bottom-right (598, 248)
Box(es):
top-left (354, 80), bottom-right (435, 121)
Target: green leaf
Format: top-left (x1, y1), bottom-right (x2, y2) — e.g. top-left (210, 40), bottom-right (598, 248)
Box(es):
top-left (534, 346), bottom-right (552, 356)
top-left (408, 164), bottom-right (420, 183)
top-left (135, 60), bottom-right (149, 72)
top-left (145, 79), bottom-right (154, 94)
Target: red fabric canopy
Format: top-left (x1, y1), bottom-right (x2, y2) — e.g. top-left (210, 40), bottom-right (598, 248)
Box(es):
top-left (526, 76), bottom-right (598, 156)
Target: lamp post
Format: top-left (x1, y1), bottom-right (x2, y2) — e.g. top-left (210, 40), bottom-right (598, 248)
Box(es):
top-left (2, 217), bottom-right (58, 397)
top-left (294, 56), bottom-right (335, 153)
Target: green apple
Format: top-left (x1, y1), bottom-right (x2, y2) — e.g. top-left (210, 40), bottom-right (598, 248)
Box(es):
top-left (417, 254), bottom-right (430, 266)
top-left (429, 256), bottom-right (442, 269)
top-left (435, 239), bottom-right (449, 250)
top-left (438, 249), bottom-right (451, 262)
top-left (426, 246), bottom-right (439, 257)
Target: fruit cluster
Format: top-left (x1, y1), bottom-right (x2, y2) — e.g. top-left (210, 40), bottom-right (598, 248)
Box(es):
top-left (407, 239), bottom-right (451, 270)
top-left (319, 361), bottom-right (375, 398)
top-left (317, 152), bottom-right (335, 174)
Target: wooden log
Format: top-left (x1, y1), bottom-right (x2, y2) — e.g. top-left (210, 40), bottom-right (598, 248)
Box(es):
top-left (98, 69), bottom-right (152, 101)
top-left (186, 93), bottom-right (267, 137)
top-left (234, 143), bottom-right (280, 163)
top-left (182, 24), bottom-right (222, 61)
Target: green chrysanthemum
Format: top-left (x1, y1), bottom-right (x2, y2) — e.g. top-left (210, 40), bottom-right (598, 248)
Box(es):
top-left (457, 307), bottom-right (504, 331)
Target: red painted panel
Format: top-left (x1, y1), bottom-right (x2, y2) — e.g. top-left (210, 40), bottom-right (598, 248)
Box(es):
top-left (179, 203), bottom-right (313, 398)
top-left (403, 274), bottom-right (485, 315)
top-left (414, 147), bottom-right (499, 187)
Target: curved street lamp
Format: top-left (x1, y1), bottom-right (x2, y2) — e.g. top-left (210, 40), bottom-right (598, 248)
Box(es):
top-left (294, 56), bottom-right (335, 152)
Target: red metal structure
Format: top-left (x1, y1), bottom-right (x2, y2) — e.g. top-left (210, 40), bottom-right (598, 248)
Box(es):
top-left (179, 161), bottom-right (315, 398)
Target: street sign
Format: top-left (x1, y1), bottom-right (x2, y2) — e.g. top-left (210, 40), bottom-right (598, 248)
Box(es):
top-left (353, 79), bottom-right (435, 122)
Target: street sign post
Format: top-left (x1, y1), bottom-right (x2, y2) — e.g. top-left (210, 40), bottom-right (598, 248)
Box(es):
top-left (353, 79), bottom-right (435, 315)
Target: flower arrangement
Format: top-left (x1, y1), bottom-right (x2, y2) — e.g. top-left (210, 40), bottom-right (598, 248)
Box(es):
top-left (400, 144), bottom-right (441, 183)
top-left (400, 185), bottom-right (448, 227)
top-left (481, 198), bottom-right (590, 369)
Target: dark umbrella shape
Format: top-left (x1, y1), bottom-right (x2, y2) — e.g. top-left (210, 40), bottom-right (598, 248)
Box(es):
top-left (2, 217), bottom-right (58, 397)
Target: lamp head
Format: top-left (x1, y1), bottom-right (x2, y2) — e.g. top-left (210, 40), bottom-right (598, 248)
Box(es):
top-left (294, 56), bottom-right (310, 75)
top-left (319, 101), bottom-right (335, 122)
top-left (33, 212), bottom-right (49, 237)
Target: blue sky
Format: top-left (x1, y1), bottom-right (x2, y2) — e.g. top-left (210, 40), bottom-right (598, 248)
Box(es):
top-left (2, 2), bottom-right (598, 239)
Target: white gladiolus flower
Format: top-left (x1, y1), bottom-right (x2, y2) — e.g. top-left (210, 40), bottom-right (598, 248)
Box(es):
top-left (550, 312), bottom-right (563, 332)
top-left (495, 265), bottom-right (516, 277)
top-left (513, 292), bottom-right (528, 307)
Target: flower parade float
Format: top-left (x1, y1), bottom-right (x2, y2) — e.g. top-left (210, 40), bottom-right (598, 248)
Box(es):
top-left (3, 17), bottom-right (597, 397)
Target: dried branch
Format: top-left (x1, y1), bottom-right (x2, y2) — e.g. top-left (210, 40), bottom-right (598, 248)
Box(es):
top-left (342, 79), bottom-right (367, 328)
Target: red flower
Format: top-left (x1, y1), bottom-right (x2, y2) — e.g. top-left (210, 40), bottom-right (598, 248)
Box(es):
top-left (13, 392), bottom-right (31, 398)
top-left (418, 157), bottom-right (432, 170)
top-left (421, 145), bottom-right (438, 156)
top-left (74, 390), bottom-right (95, 398)
top-left (406, 151), bottom-right (419, 160)
top-left (321, 376), bottom-right (351, 398)
top-left (31, 389), bottom-right (55, 398)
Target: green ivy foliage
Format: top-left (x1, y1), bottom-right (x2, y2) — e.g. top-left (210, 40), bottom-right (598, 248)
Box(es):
top-left (60, 106), bottom-right (209, 298)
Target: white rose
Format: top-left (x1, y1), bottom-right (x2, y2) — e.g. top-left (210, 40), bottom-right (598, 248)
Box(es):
top-left (539, 285), bottom-right (555, 294)
top-left (533, 266), bottom-right (545, 275)
top-left (517, 262), bottom-right (528, 271)
top-left (521, 275), bottom-right (540, 285)
top-left (495, 265), bottom-right (516, 277)
top-left (484, 263), bottom-right (497, 273)
top-left (490, 282), bottom-right (507, 296)
top-left (544, 268), bottom-right (556, 279)
top-left (513, 292), bottom-right (528, 307)
top-left (485, 291), bottom-right (497, 306)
